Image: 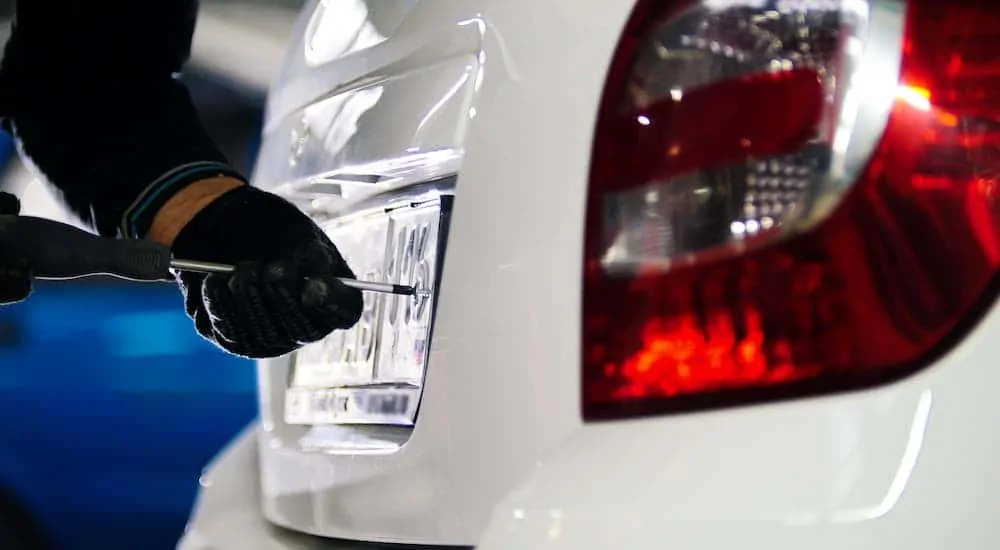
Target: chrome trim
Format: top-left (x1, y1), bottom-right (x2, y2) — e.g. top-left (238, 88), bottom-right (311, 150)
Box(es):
top-left (803, 0), bottom-right (907, 226)
top-left (316, 176), bottom-right (457, 221)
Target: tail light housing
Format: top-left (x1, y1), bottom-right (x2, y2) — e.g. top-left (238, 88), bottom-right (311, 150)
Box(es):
top-left (584, 0), bottom-right (1000, 419)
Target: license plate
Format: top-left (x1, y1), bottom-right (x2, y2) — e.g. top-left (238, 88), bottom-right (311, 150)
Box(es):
top-left (285, 386), bottom-right (420, 425)
top-left (286, 197), bottom-right (442, 426)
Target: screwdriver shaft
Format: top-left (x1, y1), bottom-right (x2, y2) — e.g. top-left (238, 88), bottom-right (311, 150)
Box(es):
top-left (169, 259), bottom-right (421, 296)
top-left (170, 259), bottom-right (232, 274)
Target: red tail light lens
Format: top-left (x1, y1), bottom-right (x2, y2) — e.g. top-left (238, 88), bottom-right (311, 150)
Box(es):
top-left (583, 0), bottom-right (1000, 419)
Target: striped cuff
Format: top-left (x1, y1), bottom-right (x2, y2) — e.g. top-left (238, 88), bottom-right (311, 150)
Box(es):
top-left (119, 161), bottom-right (246, 239)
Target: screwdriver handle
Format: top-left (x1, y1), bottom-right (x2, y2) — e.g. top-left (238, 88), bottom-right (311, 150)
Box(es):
top-left (0, 215), bottom-right (173, 281)
top-left (0, 215), bottom-right (423, 296)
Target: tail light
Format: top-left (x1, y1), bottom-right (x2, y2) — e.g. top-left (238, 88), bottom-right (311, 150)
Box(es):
top-left (583, 0), bottom-right (1000, 419)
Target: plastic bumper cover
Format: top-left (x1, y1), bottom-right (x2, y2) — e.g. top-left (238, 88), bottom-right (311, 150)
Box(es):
top-left (178, 423), bottom-right (468, 550)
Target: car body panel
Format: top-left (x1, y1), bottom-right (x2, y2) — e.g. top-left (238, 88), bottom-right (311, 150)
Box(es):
top-left (247, 0), bottom-right (632, 545)
top-left (477, 303), bottom-right (1000, 549)
top-left (182, 426), bottom-right (465, 550)
top-left (179, 426), bottom-right (295, 550)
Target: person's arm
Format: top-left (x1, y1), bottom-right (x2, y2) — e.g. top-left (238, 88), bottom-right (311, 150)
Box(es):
top-left (0, 1), bottom-right (363, 359)
top-left (0, 0), bottom-right (242, 241)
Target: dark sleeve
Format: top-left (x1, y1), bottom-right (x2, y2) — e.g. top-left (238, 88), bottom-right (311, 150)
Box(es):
top-left (0, 0), bottom-right (246, 238)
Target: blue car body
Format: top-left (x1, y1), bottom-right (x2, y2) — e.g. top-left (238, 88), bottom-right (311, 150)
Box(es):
top-left (0, 279), bottom-right (257, 549)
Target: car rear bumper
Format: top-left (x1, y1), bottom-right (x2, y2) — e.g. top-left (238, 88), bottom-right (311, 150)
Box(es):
top-left (177, 425), bottom-right (296, 550)
top-left (186, 298), bottom-right (1000, 550)
top-left (178, 425), bottom-right (470, 550)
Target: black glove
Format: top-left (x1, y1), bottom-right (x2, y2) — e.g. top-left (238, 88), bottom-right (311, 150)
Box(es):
top-left (172, 185), bottom-right (363, 358)
top-left (0, 192), bottom-right (32, 305)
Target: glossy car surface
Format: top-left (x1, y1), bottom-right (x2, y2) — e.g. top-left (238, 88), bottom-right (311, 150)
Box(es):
top-left (181, 0), bottom-right (1000, 548)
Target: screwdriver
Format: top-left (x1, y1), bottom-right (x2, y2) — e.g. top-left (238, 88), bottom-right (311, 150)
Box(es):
top-left (0, 214), bottom-right (421, 296)
top-left (169, 258), bottom-right (420, 296)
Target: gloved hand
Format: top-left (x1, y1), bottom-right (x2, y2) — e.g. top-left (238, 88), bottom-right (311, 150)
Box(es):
top-left (0, 192), bottom-right (32, 305)
top-left (171, 185), bottom-right (363, 358)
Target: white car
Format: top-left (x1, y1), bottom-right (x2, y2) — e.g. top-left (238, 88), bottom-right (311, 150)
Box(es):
top-left (179, 0), bottom-right (1000, 548)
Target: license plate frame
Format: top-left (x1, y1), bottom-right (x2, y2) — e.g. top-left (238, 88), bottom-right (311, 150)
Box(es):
top-left (285, 184), bottom-right (452, 426)
top-left (285, 385), bottom-right (420, 426)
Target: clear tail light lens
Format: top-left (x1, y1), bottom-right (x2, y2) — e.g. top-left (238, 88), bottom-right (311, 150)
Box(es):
top-left (584, 0), bottom-right (1000, 419)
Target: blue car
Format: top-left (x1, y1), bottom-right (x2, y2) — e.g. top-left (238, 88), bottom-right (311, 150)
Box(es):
top-left (0, 278), bottom-right (256, 550)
